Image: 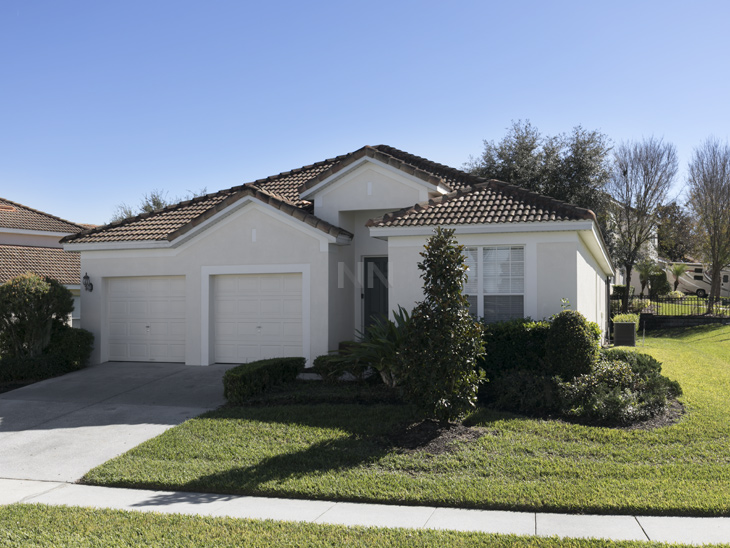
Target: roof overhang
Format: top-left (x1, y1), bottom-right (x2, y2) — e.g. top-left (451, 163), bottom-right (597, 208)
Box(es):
top-left (0, 227), bottom-right (75, 238)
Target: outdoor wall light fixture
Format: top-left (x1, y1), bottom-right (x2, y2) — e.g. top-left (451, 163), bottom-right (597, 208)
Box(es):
top-left (82, 273), bottom-right (93, 292)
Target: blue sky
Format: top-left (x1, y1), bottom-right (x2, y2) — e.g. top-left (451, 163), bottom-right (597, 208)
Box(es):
top-left (1, 0), bottom-right (728, 225)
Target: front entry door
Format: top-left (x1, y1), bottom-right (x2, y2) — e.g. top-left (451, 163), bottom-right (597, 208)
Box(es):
top-left (363, 257), bottom-right (388, 329)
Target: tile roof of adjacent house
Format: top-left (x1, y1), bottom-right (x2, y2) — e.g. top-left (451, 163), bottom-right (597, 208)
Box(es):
top-left (0, 244), bottom-right (81, 285)
top-left (0, 198), bottom-right (86, 233)
top-left (61, 144), bottom-right (598, 245)
top-left (366, 180), bottom-right (597, 228)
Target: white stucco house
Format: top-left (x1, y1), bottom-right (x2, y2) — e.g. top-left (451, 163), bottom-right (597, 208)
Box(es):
top-left (61, 145), bottom-right (614, 366)
top-left (0, 198), bottom-right (87, 327)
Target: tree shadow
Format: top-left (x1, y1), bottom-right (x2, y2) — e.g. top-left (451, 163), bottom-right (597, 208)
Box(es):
top-left (178, 434), bottom-right (390, 497)
top-left (648, 323), bottom-right (729, 340)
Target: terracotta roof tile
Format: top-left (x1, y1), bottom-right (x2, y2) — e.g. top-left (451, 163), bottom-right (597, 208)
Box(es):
top-left (0, 198), bottom-right (85, 233)
top-left (366, 181), bottom-right (596, 228)
top-left (0, 244), bottom-right (80, 285)
top-left (63, 186), bottom-right (352, 245)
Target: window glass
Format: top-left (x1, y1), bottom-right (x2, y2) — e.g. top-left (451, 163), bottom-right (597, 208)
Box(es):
top-left (484, 295), bottom-right (524, 323)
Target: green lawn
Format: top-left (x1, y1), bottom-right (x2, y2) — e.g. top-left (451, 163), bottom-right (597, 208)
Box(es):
top-left (83, 325), bottom-right (730, 516)
top-left (0, 504), bottom-right (717, 548)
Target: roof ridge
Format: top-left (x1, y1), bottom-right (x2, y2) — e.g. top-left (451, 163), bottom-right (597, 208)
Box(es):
top-left (0, 196), bottom-right (86, 231)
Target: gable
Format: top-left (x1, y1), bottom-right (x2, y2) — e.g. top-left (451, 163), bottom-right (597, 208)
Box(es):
top-left (303, 157), bottom-right (449, 227)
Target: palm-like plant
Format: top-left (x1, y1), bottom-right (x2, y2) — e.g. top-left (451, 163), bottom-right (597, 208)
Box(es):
top-left (669, 263), bottom-right (688, 292)
top-left (636, 260), bottom-right (659, 297)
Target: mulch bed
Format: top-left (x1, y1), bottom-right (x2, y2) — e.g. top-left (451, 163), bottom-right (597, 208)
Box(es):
top-left (622, 399), bottom-right (686, 431)
top-left (384, 419), bottom-right (488, 454)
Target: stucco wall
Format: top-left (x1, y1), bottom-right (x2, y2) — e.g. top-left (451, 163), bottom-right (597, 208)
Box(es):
top-left (311, 161), bottom-right (432, 227)
top-left (78, 201), bottom-right (331, 366)
top-left (577, 235), bottom-right (608, 332)
top-left (388, 230), bottom-right (605, 324)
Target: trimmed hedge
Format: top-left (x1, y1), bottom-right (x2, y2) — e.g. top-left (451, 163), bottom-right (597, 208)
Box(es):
top-left (223, 357), bottom-right (305, 404)
top-left (544, 310), bottom-right (601, 379)
top-left (312, 354), bottom-right (345, 384)
top-left (478, 317), bottom-right (550, 376)
top-left (0, 326), bottom-right (94, 382)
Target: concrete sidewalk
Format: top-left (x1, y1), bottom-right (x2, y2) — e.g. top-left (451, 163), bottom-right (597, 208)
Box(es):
top-left (2, 479), bottom-right (730, 545)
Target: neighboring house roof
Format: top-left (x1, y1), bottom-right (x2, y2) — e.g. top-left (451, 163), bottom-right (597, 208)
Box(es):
top-left (367, 180), bottom-right (596, 228)
top-left (0, 198), bottom-right (85, 233)
top-left (62, 185), bottom-right (353, 244)
top-left (0, 244), bottom-right (81, 285)
top-left (61, 144), bottom-right (601, 246)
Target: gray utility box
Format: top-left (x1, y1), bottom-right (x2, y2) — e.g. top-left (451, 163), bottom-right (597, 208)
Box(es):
top-left (613, 322), bottom-right (636, 347)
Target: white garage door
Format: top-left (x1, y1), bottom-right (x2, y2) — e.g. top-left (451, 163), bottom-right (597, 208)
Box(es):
top-left (213, 273), bottom-right (302, 364)
top-left (107, 276), bottom-right (186, 362)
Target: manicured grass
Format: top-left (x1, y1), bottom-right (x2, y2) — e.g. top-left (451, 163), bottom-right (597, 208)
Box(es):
top-left (83, 325), bottom-right (730, 516)
top-left (0, 504), bottom-right (714, 548)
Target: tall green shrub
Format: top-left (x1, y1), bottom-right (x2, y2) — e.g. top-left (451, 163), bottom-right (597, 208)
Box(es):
top-left (544, 310), bottom-right (601, 380)
top-left (399, 227), bottom-right (485, 421)
top-left (0, 273), bottom-right (74, 358)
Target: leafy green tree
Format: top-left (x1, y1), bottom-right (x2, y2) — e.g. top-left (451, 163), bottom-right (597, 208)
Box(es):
top-left (465, 120), bottom-right (612, 224)
top-left (0, 274), bottom-right (74, 358)
top-left (657, 202), bottom-right (696, 261)
top-left (111, 187), bottom-right (207, 222)
top-left (399, 228), bottom-right (485, 421)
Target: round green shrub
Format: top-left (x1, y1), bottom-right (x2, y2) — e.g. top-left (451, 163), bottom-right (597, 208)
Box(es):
top-left (557, 350), bottom-right (681, 426)
top-left (545, 310), bottom-right (601, 380)
top-left (312, 354), bottom-right (346, 383)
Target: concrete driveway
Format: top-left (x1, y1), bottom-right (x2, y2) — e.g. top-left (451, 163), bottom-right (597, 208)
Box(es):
top-left (0, 362), bottom-right (233, 482)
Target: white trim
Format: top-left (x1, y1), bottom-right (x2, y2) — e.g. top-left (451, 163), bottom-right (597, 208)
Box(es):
top-left (369, 220), bottom-right (596, 239)
top-left (1, 227), bottom-right (76, 238)
top-left (300, 156), bottom-right (446, 200)
top-left (200, 264), bottom-right (311, 366)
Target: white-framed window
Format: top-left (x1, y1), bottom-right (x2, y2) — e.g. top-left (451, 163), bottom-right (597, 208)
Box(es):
top-left (464, 246), bottom-right (524, 323)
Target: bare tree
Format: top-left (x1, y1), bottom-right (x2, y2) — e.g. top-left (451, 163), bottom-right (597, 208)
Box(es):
top-left (608, 137), bottom-right (678, 312)
top-left (110, 187), bottom-right (208, 223)
top-left (686, 137), bottom-right (730, 312)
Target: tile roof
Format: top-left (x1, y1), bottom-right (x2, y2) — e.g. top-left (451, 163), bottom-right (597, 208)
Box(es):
top-left (61, 144), bottom-right (598, 245)
top-left (63, 185), bottom-right (353, 244)
top-left (366, 180), bottom-right (596, 228)
top-left (0, 198), bottom-right (85, 233)
top-left (0, 244), bottom-right (81, 285)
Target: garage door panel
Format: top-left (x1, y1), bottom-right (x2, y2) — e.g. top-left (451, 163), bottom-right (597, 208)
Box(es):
top-left (107, 276), bottom-right (186, 363)
top-left (213, 273), bottom-right (302, 364)
top-left (283, 299), bottom-right (301, 317)
top-left (260, 276), bottom-right (284, 293)
top-left (237, 299), bottom-right (259, 315)
top-left (236, 344), bottom-right (261, 362)
top-left (128, 301), bottom-right (149, 317)
top-left (282, 322), bottom-right (302, 338)
top-left (128, 344), bottom-right (149, 359)
top-left (260, 299), bottom-right (283, 316)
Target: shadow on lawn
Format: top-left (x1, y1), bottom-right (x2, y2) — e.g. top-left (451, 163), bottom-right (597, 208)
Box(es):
top-left (648, 323), bottom-right (730, 340)
top-left (182, 435), bottom-right (390, 497)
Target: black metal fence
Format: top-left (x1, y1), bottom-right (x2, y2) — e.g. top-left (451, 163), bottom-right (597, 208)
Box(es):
top-left (610, 295), bottom-right (730, 318)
